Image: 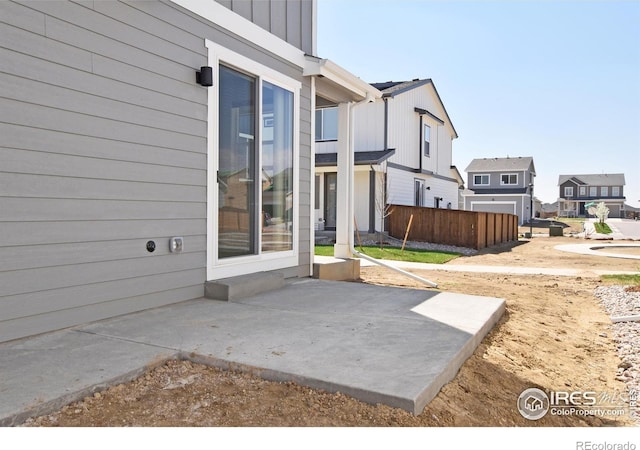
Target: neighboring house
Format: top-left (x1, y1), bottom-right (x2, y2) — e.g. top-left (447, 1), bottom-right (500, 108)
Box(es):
top-left (540, 202), bottom-right (559, 219)
top-left (557, 174), bottom-right (626, 218)
top-left (314, 79), bottom-right (460, 233)
top-left (462, 157), bottom-right (536, 225)
top-left (0, 0), bottom-right (378, 343)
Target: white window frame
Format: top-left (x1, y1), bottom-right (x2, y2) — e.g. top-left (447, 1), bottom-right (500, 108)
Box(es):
top-left (589, 186), bottom-right (598, 197)
top-left (601, 186), bottom-right (608, 197)
top-left (315, 107), bottom-right (338, 141)
top-left (206, 40), bottom-right (301, 280)
top-left (500, 173), bottom-right (518, 186)
top-left (564, 186), bottom-right (574, 197)
top-left (579, 186), bottom-right (587, 196)
top-left (473, 174), bottom-right (490, 186)
top-left (612, 186), bottom-right (620, 197)
top-left (423, 124), bottom-right (431, 157)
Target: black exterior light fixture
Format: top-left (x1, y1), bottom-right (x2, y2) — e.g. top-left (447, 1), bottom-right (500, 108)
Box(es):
top-left (196, 66), bottom-right (213, 87)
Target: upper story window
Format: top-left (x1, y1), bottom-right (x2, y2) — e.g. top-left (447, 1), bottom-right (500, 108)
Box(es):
top-left (601, 186), bottom-right (608, 197)
top-left (579, 186), bottom-right (587, 196)
top-left (612, 186), bottom-right (620, 197)
top-left (423, 124), bottom-right (431, 157)
top-left (564, 186), bottom-right (574, 197)
top-left (500, 173), bottom-right (518, 185)
top-left (474, 174), bottom-right (490, 186)
top-left (315, 107), bottom-right (338, 141)
top-left (589, 186), bottom-right (598, 197)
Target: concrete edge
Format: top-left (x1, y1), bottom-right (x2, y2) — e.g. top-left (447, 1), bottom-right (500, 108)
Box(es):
top-left (412, 298), bottom-right (506, 415)
top-left (180, 352), bottom-right (415, 413)
top-left (2, 353), bottom-right (179, 427)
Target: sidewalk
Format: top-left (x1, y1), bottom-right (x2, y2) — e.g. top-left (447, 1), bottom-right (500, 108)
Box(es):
top-left (315, 255), bottom-right (640, 277)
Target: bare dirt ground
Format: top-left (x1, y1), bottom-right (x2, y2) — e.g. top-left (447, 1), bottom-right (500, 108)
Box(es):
top-left (24, 236), bottom-right (639, 427)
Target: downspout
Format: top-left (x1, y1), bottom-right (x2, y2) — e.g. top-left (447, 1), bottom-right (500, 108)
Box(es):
top-left (419, 114), bottom-right (423, 172)
top-left (349, 95), bottom-right (438, 289)
top-left (383, 95), bottom-right (389, 151)
top-left (352, 247), bottom-right (438, 288)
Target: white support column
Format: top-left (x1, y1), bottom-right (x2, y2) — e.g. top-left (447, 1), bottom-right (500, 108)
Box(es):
top-left (334, 101), bottom-right (353, 258)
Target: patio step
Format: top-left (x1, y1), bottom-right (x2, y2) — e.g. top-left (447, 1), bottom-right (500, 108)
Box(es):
top-left (204, 271), bottom-right (285, 301)
top-left (313, 257), bottom-right (360, 281)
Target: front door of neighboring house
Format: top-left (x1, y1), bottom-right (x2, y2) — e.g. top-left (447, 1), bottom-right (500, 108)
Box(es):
top-left (324, 172), bottom-right (337, 230)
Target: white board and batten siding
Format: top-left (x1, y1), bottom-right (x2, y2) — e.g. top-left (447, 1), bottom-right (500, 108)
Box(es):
top-left (0, 0), bottom-right (313, 343)
top-left (387, 166), bottom-right (459, 210)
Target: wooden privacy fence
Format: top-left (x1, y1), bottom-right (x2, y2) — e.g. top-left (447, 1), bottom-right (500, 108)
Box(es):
top-left (387, 204), bottom-right (518, 250)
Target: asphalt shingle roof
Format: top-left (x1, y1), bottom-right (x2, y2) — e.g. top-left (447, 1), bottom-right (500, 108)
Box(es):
top-left (465, 156), bottom-right (534, 173)
top-left (557, 173), bottom-right (625, 186)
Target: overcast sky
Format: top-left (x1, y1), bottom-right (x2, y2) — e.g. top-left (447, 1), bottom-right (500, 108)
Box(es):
top-left (317, 0), bottom-right (640, 206)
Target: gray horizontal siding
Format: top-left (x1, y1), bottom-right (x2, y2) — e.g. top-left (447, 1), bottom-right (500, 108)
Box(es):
top-left (0, 0), bottom-right (311, 343)
top-left (3, 271), bottom-right (205, 322)
top-left (0, 123), bottom-right (206, 169)
top-left (0, 235), bottom-right (207, 272)
top-left (0, 285), bottom-right (205, 343)
top-left (2, 219), bottom-right (205, 247)
top-left (0, 0), bottom-right (210, 343)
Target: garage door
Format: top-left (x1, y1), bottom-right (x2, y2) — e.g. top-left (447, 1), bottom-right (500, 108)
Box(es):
top-left (471, 202), bottom-right (516, 215)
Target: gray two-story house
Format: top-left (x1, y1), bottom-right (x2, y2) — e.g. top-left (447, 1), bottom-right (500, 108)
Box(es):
top-left (0, 0), bottom-right (377, 343)
top-left (462, 156), bottom-right (536, 225)
top-left (557, 174), bottom-right (626, 218)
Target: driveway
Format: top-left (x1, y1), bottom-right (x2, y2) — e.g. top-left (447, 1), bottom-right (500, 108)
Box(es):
top-left (610, 219), bottom-right (640, 240)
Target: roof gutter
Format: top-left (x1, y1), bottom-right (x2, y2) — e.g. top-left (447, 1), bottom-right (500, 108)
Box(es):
top-left (304, 57), bottom-right (381, 102)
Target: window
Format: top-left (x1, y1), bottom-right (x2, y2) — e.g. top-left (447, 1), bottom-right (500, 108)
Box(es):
top-left (473, 174), bottom-right (490, 186)
top-left (423, 124), bottom-right (431, 157)
top-left (261, 81), bottom-right (294, 253)
top-left (414, 179), bottom-right (425, 206)
top-left (601, 186), bottom-right (608, 197)
top-left (564, 186), bottom-right (574, 197)
top-left (315, 107), bottom-right (338, 141)
top-left (206, 40), bottom-right (300, 280)
top-left (589, 186), bottom-right (597, 197)
top-left (612, 186), bottom-right (620, 197)
top-left (579, 186), bottom-right (587, 196)
top-left (217, 65), bottom-right (295, 258)
top-left (500, 173), bottom-right (518, 185)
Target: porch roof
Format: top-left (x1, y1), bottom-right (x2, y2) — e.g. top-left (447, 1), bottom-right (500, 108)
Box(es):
top-left (315, 149), bottom-right (396, 167)
top-left (304, 56), bottom-right (382, 104)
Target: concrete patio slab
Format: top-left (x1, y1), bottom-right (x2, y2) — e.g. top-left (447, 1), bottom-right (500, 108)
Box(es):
top-left (0, 279), bottom-right (504, 425)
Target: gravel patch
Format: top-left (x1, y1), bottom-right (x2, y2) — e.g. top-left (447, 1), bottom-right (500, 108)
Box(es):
top-left (594, 285), bottom-right (640, 424)
top-left (359, 235), bottom-right (478, 257)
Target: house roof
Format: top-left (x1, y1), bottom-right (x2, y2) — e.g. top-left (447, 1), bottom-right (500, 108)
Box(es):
top-left (370, 78), bottom-right (458, 139)
top-left (465, 156), bottom-right (535, 174)
top-left (557, 173), bottom-right (625, 186)
top-left (315, 149), bottom-right (396, 167)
